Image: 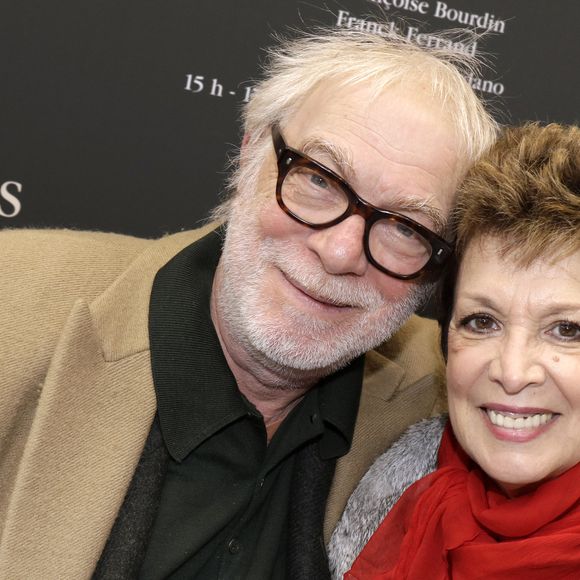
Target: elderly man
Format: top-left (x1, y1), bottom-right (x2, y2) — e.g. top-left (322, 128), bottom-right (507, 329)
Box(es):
top-left (0, 29), bottom-right (496, 579)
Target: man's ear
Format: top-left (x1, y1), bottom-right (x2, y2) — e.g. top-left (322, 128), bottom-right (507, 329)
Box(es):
top-left (241, 133), bottom-right (251, 154)
top-left (238, 133), bottom-right (252, 168)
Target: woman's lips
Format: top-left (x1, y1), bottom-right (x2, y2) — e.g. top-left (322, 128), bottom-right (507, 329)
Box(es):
top-left (480, 404), bottom-right (559, 443)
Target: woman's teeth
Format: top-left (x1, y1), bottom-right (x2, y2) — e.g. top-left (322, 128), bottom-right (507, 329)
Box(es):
top-left (486, 409), bottom-right (553, 429)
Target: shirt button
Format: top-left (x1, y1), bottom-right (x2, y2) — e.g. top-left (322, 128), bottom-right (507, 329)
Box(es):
top-left (310, 413), bottom-right (318, 423)
top-left (257, 478), bottom-right (265, 488)
top-left (228, 538), bottom-right (241, 555)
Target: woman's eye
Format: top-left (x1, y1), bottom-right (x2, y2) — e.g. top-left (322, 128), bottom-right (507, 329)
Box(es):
top-left (549, 321), bottom-right (580, 341)
top-left (459, 314), bottom-right (499, 334)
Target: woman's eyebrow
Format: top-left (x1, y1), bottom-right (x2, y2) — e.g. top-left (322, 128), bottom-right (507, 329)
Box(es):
top-left (534, 303), bottom-right (580, 318)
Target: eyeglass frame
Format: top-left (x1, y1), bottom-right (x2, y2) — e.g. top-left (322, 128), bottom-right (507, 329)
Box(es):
top-left (271, 125), bottom-right (452, 280)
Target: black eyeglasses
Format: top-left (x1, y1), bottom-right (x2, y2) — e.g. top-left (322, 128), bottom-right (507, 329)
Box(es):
top-left (272, 125), bottom-right (452, 280)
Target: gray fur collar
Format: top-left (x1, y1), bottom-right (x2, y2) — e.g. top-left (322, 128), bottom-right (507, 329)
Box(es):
top-left (328, 415), bottom-right (447, 579)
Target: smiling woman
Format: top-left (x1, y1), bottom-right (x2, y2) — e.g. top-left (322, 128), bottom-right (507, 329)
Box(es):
top-left (446, 239), bottom-right (580, 497)
top-left (329, 122), bottom-right (580, 579)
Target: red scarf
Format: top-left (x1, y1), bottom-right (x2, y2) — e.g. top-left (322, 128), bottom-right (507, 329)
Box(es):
top-left (346, 423), bottom-right (580, 579)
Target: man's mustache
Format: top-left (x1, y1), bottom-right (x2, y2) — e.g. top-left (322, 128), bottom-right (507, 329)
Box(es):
top-left (264, 240), bottom-right (387, 310)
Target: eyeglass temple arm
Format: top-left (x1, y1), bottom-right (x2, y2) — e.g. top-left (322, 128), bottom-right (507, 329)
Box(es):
top-left (271, 125), bottom-right (286, 160)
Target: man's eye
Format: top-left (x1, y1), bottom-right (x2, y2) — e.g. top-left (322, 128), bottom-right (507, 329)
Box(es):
top-left (309, 173), bottom-right (329, 189)
top-left (459, 314), bottom-right (499, 334)
top-left (395, 223), bottom-right (416, 238)
top-left (549, 321), bottom-right (580, 341)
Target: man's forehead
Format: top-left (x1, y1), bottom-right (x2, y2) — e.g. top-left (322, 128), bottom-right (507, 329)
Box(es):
top-left (285, 80), bottom-right (457, 170)
top-left (288, 77), bottom-right (439, 128)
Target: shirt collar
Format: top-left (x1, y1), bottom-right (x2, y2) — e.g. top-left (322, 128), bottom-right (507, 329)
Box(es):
top-left (149, 226), bottom-right (247, 461)
top-left (317, 355), bottom-right (364, 459)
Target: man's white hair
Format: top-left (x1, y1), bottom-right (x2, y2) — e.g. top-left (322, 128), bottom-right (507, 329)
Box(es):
top-left (213, 26), bottom-right (499, 221)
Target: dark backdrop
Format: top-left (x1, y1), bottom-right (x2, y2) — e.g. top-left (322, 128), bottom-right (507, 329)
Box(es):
top-left (2, 0), bottom-right (579, 236)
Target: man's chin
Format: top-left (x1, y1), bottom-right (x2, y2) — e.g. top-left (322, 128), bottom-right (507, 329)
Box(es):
top-left (250, 347), bottom-right (351, 388)
top-left (246, 327), bottom-right (366, 377)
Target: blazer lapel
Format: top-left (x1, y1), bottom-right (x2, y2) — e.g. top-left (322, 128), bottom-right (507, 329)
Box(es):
top-left (93, 418), bottom-right (168, 579)
top-left (323, 316), bottom-right (445, 542)
top-left (0, 300), bottom-right (157, 579)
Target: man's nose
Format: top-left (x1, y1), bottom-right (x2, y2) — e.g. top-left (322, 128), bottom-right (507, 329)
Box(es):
top-left (306, 215), bottom-right (368, 276)
top-left (487, 332), bottom-right (546, 394)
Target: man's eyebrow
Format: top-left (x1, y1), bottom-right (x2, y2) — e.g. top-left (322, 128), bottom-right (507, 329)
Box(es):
top-left (300, 137), bottom-right (354, 181)
top-left (387, 195), bottom-right (447, 236)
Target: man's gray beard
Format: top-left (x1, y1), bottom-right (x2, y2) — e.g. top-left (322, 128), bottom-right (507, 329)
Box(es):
top-left (216, 203), bottom-right (433, 387)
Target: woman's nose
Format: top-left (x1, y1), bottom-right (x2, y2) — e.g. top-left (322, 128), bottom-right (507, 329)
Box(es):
top-left (487, 332), bottom-right (546, 394)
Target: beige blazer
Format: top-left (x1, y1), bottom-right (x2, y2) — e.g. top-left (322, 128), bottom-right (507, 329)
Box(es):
top-left (0, 225), bottom-right (445, 579)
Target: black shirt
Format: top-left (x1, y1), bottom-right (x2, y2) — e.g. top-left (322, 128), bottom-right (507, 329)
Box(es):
top-left (141, 228), bottom-right (363, 579)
